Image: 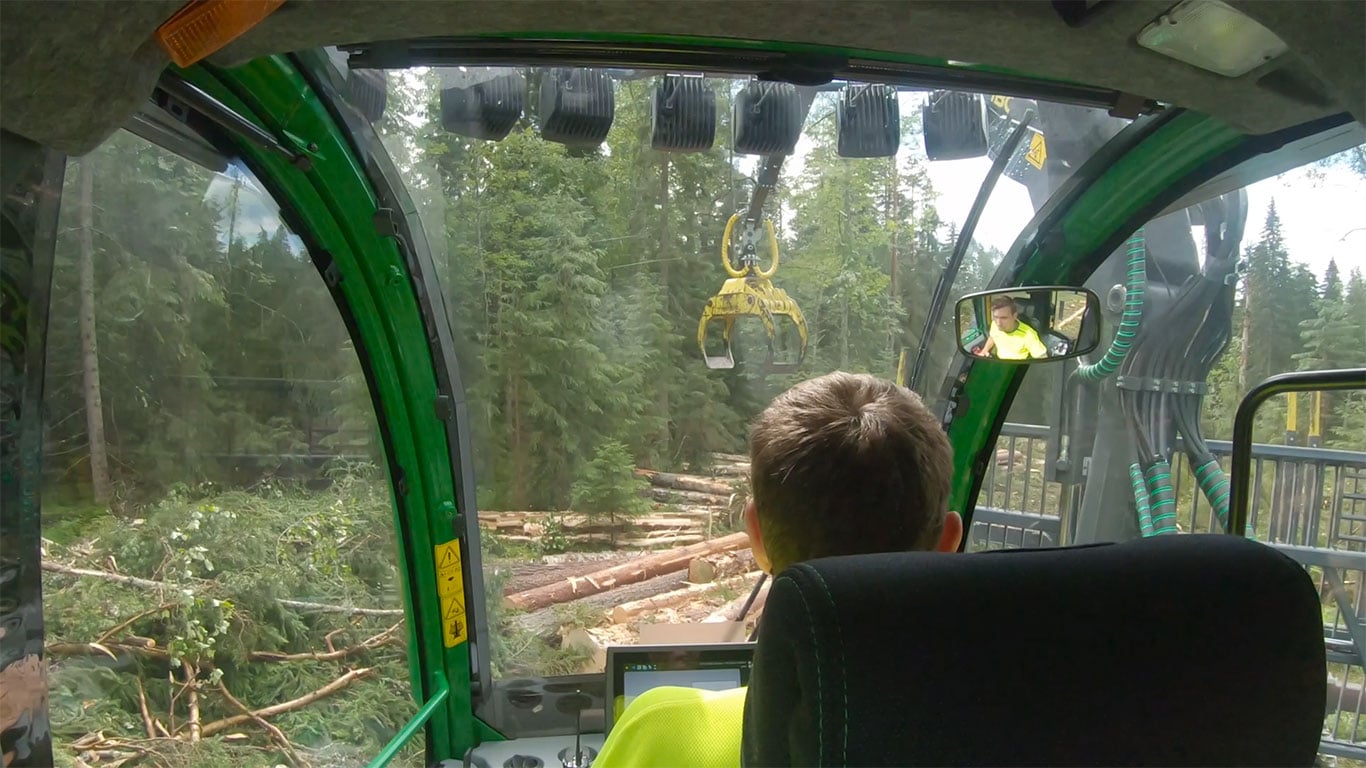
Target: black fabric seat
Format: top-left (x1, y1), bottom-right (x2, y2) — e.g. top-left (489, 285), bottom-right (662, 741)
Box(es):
top-left (741, 534), bottom-right (1326, 766)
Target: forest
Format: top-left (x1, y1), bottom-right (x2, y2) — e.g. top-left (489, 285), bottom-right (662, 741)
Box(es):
top-left (31, 68), bottom-right (1366, 767)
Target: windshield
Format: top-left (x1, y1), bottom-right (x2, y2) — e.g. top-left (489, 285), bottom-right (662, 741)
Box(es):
top-left (361, 63), bottom-right (1130, 693)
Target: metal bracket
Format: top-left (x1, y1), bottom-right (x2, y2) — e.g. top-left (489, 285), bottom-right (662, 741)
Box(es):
top-left (1115, 375), bottom-right (1207, 395)
top-left (434, 394), bottom-right (454, 421)
top-left (320, 252), bottom-right (343, 288)
top-left (373, 207), bottom-right (400, 238)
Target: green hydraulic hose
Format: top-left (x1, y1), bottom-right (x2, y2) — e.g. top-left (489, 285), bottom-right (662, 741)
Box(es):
top-left (1078, 229), bottom-right (1147, 382)
top-left (1193, 459), bottom-right (1254, 537)
top-left (1194, 459), bottom-right (1231, 531)
top-left (1145, 460), bottom-right (1179, 535)
top-left (1130, 463), bottom-right (1154, 537)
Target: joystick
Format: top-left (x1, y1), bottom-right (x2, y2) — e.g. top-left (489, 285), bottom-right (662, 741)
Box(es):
top-left (556, 690), bottom-right (597, 768)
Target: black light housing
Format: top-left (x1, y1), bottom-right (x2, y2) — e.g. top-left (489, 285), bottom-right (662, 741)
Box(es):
top-left (348, 69), bottom-right (388, 124)
top-left (539, 68), bottom-right (615, 147)
top-left (733, 81), bottom-right (803, 156)
top-left (922, 90), bottom-right (989, 161)
top-left (439, 68), bottom-right (525, 141)
top-left (651, 74), bottom-right (716, 153)
top-left (837, 84), bottom-right (900, 158)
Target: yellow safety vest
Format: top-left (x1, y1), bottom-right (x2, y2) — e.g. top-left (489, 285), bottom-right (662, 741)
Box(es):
top-left (595, 685), bottom-right (747, 768)
top-left (989, 320), bottom-right (1048, 359)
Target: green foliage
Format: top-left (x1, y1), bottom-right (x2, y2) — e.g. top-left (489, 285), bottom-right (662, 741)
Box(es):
top-left (43, 468), bottom-right (422, 766)
top-left (571, 440), bottom-right (650, 523)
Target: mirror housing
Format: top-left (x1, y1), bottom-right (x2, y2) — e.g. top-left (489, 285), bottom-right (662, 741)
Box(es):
top-left (955, 286), bottom-right (1102, 362)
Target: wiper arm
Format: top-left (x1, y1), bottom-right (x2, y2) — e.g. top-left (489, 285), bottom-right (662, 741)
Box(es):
top-left (156, 71), bottom-right (315, 172)
top-left (907, 112), bottom-right (1034, 391)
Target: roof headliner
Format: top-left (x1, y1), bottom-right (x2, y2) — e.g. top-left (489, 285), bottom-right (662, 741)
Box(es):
top-left (1, 0), bottom-right (1362, 155)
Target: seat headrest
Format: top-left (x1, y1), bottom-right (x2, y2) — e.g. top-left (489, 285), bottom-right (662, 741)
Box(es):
top-left (741, 534), bottom-right (1325, 767)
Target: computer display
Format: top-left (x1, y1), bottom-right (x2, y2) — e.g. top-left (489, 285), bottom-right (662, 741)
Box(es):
top-left (604, 642), bottom-right (756, 733)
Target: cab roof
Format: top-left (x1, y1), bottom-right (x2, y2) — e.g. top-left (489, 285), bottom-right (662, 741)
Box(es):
top-left (1, 0), bottom-right (1362, 155)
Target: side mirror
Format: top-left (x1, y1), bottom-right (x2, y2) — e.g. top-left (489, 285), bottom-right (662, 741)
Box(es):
top-left (955, 286), bottom-right (1102, 362)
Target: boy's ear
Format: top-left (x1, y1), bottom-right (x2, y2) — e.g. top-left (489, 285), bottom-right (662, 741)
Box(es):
top-left (936, 511), bottom-right (964, 553)
top-left (744, 499), bottom-right (773, 574)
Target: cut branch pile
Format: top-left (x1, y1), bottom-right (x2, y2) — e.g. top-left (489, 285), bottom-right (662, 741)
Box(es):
top-left (44, 556), bottom-right (398, 766)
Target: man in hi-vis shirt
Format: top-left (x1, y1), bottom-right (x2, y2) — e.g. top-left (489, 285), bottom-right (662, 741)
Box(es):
top-left (976, 295), bottom-right (1047, 360)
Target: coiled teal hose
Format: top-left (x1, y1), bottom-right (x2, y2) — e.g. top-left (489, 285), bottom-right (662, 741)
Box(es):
top-left (1145, 460), bottom-right (1179, 535)
top-left (1194, 459), bottom-right (1231, 531)
top-left (1130, 463), bottom-right (1154, 537)
top-left (1193, 459), bottom-right (1254, 537)
top-left (1078, 229), bottom-right (1146, 382)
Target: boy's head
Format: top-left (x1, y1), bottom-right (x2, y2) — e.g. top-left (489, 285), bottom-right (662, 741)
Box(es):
top-left (744, 371), bottom-right (961, 575)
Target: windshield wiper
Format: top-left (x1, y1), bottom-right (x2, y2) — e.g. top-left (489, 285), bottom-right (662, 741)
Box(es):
top-left (156, 71), bottom-right (315, 172)
top-left (906, 112), bottom-right (1034, 392)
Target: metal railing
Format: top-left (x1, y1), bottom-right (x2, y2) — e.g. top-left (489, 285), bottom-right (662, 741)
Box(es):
top-left (969, 422), bottom-right (1366, 760)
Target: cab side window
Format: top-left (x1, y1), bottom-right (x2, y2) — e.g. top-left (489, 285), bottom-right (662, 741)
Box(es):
top-left (41, 131), bottom-right (424, 767)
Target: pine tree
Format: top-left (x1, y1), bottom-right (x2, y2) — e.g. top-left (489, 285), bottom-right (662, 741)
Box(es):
top-left (1322, 258), bottom-right (1342, 302)
top-left (1237, 200), bottom-right (1318, 391)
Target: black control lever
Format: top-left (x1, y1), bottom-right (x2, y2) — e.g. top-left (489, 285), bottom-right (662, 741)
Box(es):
top-left (556, 691), bottom-right (597, 768)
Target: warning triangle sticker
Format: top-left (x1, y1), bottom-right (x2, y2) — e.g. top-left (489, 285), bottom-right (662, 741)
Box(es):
top-left (444, 599), bottom-right (465, 621)
top-left (439, 545), bottom-right (459, 570)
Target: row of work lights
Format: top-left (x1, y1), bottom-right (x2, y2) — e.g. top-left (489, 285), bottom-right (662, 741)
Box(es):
top-left (436, 67), bottom-right (904, 158)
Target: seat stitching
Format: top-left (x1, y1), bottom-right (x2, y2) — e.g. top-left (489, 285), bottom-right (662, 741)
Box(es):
top-left (808, 568), bottom-right (847, 765)
top-left (778, 571), bottom-right (823, 766)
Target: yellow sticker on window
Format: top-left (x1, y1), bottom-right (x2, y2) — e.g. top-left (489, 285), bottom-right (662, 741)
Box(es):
top-left (1026, 132), bottom-right (1047, 170)
top-left (434, 540), bottom-right (467, 647)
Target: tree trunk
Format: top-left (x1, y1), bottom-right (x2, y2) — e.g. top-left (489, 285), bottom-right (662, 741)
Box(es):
top-left (511, 570), bottom-right (690, 636)
top-left (647, 487), bottom-right (731, 506)
top-left (706, 577), bottom-right (771, 623)
top-left (610, 571), bottom-right (758, 624)
top-left (687, 551), bottom-right (754, 584)
top-left (504, 531), bottom-right (750, 611)
top-left (78, 158), bottom-right (111, 505)
top-left (635, 468), bottom-right (733, 496)
top-left (1239, 282), bottom-right (1251, 391)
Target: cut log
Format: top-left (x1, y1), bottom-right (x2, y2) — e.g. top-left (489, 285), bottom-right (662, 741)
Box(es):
top-left (511, 571), bottom-right (687, 637)
top-left (688, 551), bottom-right (754, 584)
top-left (708, 462), bottom-right (750, 478)
top-left (504, 532), bottom-right (750, 612)
top-left (705, 577), bottom-right (770, 623)
top-left (618, 535), bottom-right (705, 548)
top-left (635, 469), bottom-right (733, 497)
top-left (610, 572), bottom-right (759, 624)
top-left (647, 488), bottom-right (731, 506)
top-left (710, 452), bottom-right (749, 465)
top-left (496, 555), bottom-right (639, 595)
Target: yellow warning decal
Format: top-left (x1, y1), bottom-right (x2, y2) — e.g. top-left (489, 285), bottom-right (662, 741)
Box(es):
top-left (434, 540), bottom-right (467, 648)
top-left (990, 95), bottom-right (1012, 112)
top-left (1026, 132), bottom-right (1047, 170)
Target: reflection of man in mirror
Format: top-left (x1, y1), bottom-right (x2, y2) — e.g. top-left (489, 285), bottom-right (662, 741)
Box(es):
top-left (976, 296), bottom-right (1047, 360)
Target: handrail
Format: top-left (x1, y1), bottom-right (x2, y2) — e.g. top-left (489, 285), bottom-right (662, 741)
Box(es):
top-left (366, 684), bottom-right (451, 768)
top-left (1229, 369), bottom-right (1366, 536)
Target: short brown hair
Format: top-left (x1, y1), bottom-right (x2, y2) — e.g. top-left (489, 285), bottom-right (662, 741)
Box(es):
top-left (748, 371), bottom-right (954, 574)
top-left (991, 296), bottom-right (1017, 312)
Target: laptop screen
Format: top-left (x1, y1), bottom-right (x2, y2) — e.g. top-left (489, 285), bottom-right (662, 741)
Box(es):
top-left (605, 642), bottom-right (757, 732)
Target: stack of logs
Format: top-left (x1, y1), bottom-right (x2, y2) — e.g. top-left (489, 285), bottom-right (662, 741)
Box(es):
top-left (485, 454), bottom-right (768, 665)
top-left (478, 453), bottom-right (749, 549)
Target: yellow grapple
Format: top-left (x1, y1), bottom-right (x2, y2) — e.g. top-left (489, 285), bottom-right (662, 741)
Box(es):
top-left (698, 213), bottom-right (809, 373)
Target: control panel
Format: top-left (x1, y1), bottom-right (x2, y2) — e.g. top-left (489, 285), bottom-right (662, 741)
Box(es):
top-left (447, 734), bottom-right (606, 768)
